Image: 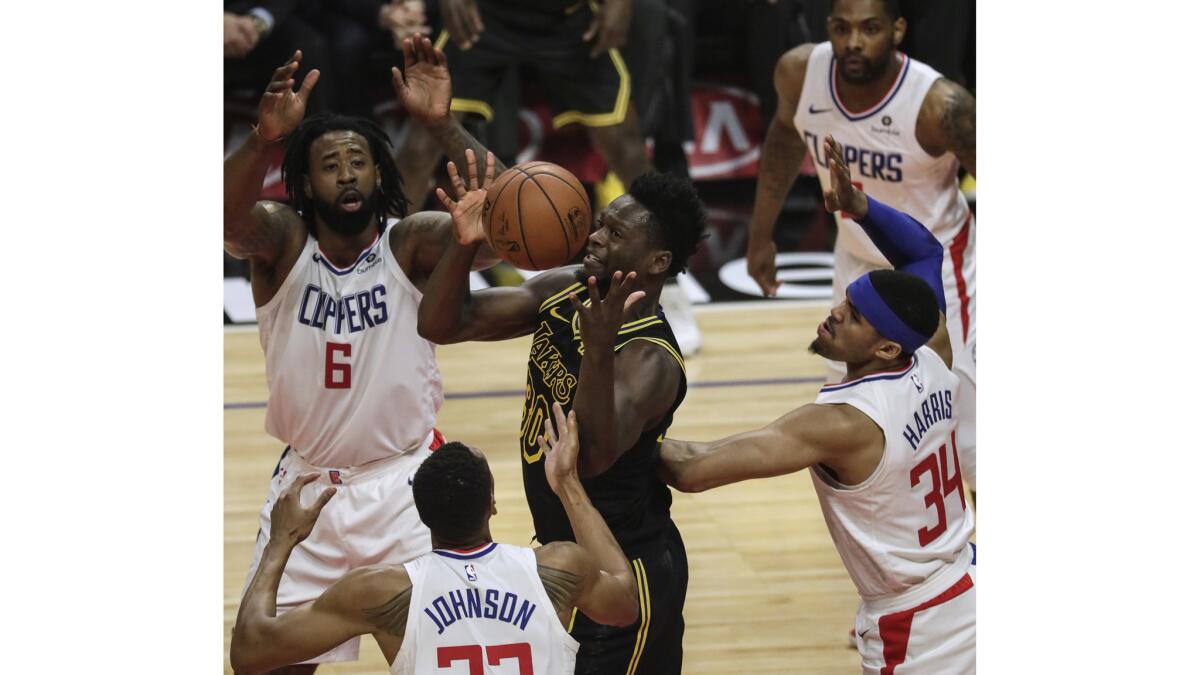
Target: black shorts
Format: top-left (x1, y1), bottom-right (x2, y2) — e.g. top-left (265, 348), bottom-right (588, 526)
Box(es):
top-left (568, 521), bottom-right (688, 675)
top-left (435, 1), bottom-right (631, 129)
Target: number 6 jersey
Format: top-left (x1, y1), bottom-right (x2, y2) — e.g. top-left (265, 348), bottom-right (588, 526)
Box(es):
top-left (393, 543), bottom-right (578, 675)
top-left (812, 346), bottom-right (974, 601)
top-left (255, 221), bottom-right (443, 468)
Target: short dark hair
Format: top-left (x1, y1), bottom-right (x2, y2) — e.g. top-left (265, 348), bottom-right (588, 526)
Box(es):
top-left (832, 0), bottom-right (901, 20)
top-left (868, 269), bottom-right (939, 354)
top-left (627, 171), bottom-right (708, 276)
top-left (412, 442), bottom-right (493, 542)
top-left (281, 113), bottom-right (409, 237)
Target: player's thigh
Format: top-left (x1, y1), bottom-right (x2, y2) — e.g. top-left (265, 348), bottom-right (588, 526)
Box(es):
top-left (436, 23), bottom-right (513, 121)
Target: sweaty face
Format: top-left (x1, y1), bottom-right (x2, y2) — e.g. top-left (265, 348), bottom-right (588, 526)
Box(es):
top-left (828, 0), bottom-right (902, 84)
top-left (809, 297), bottom-right (893, 365)
top-left (306, 131), bottom-right (380, 236)
top-left (577, 194), bottom-right (666, 292)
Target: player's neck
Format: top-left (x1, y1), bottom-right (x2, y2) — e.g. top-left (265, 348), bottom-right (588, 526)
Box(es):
top-left (431, 531), bottom-right (493, 552)
top-left (835, 52), bottom-right (904, 112)
top-left (315, 223), bottom-right (380, 268)
top-left (842, 354), bottom-right (910, 383)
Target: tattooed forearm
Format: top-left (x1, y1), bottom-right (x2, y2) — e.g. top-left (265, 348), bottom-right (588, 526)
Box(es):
top-left (538, 564), bottom-right (583, 614)
top-left (430, 118), bottom-right (509, 185)
top-left (362, 587), bottom-right (412, 637)
top-left (749, 117), bottom-right (807, 238)
top-left (940, 84), bottom-right (976, 176)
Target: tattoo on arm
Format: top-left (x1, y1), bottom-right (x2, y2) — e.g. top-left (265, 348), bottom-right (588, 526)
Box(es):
top-left (940, 86), bottom-right (976, 172)
top-left (431, 119), bottom-right (509, 184)
top-left (362, 587), bottom-right (412, 637)
top-left (538, 564), bottom-right (583, 614)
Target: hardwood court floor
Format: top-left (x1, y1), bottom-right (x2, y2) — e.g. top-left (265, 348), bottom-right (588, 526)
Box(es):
top-left (224, 303), bottom-right (864, 673)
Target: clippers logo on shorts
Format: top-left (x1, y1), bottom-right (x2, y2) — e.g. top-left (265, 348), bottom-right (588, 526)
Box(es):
top-left (328, 470), bottom-right (343, 484)
top-left (465, 564), bottom-right (478, 582)
top-left (296, 283), bottom-right (390, 335)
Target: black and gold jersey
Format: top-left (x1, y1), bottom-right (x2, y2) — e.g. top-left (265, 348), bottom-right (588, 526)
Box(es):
top-left (520, 280), bottom-right (688, 555)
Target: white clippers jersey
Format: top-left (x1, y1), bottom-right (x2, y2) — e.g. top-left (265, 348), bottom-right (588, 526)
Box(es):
top-left (393, 543), bottom-right (579, 675)
top-left (812, 347), bottom-right (974, 600)
top-left (256, 221), bottom-right (443, 468)
top-left (794, 42), bottom-right (971, 266)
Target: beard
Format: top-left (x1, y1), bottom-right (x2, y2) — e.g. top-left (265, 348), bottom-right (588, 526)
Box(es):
top-left (836, 50), bottom-right (892, 84)
top-left (311, 190), bottom-right (380, 236)
top-left (808, 338), bottom-right (824, 356)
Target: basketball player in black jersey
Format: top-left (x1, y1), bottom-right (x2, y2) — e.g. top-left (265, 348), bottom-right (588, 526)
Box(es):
top-left (396, 35), bottom-right (706, 675)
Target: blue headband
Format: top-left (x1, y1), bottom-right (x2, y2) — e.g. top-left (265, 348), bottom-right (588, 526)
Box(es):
top-left (846, 273), bottom-right (931, 355)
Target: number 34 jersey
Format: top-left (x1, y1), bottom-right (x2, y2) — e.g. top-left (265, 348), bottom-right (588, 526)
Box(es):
top-left (255, 221), bottom-right (443, 468)
top-left (392, 543), bottom-right (578, 675)
top-left (812, 347), bottom-right (974, 601)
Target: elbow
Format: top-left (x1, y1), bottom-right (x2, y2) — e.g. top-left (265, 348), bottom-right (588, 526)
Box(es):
top-left (415, 315), bottom-right (451, 345)
top-left (613, 581), bottom-right (640, 627)
top-left (229, 624), bottom-right (270, 675)
top-left (228, 642), bottom-right (260, 675)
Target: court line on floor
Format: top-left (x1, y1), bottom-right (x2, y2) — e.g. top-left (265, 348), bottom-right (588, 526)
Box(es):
top-left (224, 374), bottom-right (828, 410)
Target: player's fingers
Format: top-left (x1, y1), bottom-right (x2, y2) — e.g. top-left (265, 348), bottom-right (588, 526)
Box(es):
top-left (586, 275), bottom-right (601, 304)
top-left (551, 401), bottom-right (569, 437)
top-left (446, 160), bottom-right (467, 198)
top-left (296, 69), bottom-right (320, 104)
top-left (313, 486), bottom-right (337, 510)
top-left (536, 430), bottom-right (551, 456)
top-left (543, 415), bottom-right (558, 447)
top-left (567, 291), bottom-right (583, 314)
top-left (483, 152), bottom-right (496, 189)
top-left (566, 409), bottom-right (578, 439)
top-left (465, 149), bottom-right (478, 191)
top-left (291, 472), bottom-right (321, 495)
top-left (391, 65), bottom-right (405, 92)
top-left (469, 5), bottom-right (485, 39)
top-left (583, 16), bottom-right (598, 42)
top-left (435, 187), bottom-right (456, 211)
top-left (401, 37), bottom-right (415, 69)
top-left (623, 290), bottom-right (646, 314)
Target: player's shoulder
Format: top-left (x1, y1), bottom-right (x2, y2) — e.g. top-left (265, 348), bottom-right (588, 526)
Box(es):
top-left (795, 400), bottom-right (879, 449)
top-left (534, 540), bottom-right (589, 576)
top-left (921, 77), bottom-right (975, 114)
top-left (528, 267), bottom-right (586, 305)
top-left (615, 329), bottom-right (685, 376)
top-left (778, 42), bottom-right (819, 76)
top-left (318, 563), bottom-right (412, 612)
top-left (388, 209), bottom-right (453, 249)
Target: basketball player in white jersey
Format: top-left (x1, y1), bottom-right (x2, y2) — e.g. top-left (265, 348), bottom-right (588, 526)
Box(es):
top-left (224, 50), bottom-right (500, 672)
top-left (231, 365), bottom-right (641, 674)
top-left (662, 136), bottom-right (975, 674)
top-left (746, 0), bottom-right (978, 493)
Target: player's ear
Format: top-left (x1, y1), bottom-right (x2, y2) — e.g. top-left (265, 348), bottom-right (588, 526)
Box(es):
top-left (303, 175), bottom-right (313, 200)
top-left (490, 489), bottom-right (498, 517)
top-left (375, 166), bottom-right (382, 188)
top-left (649, 250), bottom-right (672, 276)
top-left (892, 16), bottom-right (907, 45)
top-left (874, 339), bottom-right (903, 362)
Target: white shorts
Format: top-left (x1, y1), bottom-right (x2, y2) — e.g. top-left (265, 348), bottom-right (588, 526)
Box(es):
top-left (830, 213), bottom-right (977, 488)
top-left (242, 431), bottom-right (441, 663)
top-left (854, 548), bottom-right (976, 674)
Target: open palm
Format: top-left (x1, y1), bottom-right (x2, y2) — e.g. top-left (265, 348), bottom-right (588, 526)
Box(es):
top-left (258, 50), bottom-right (319, 142)
top-left (434, 149), bottom-right (494, 245)
top-left (392, 36), bottom-right (452, 126)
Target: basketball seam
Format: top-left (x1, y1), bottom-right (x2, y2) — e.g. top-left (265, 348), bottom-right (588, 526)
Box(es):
top-left (485, 167), bottom-right (524, 253)
top-left (532, 172), bottom-right (590, 252)
top-left (515, 170), bottom-right (573, 261)
top-left (515, 177), bottom-right (539, 270)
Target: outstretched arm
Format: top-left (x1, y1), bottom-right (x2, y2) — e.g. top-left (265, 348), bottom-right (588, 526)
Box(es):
top-left (535, 403), bottom-right (639, 627)
top-left (224, 50), bottom-right (317, 263)
top-left (659, 403), bottom-right (878, 493)
top-left (392, 36), bottom-right (507, 186)
top-left (231, 474), bottom-right (390, 673)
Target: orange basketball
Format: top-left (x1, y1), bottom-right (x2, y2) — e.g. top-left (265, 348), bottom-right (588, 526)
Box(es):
top-left (482, 162), bottom-right (592, 271)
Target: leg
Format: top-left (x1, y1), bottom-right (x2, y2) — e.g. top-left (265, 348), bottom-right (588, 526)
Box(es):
top-left (586, 108), bottom-right (651, 187)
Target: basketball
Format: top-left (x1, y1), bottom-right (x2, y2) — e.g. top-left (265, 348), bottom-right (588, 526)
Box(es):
top-left (482, 162), bottom-right (592, 270)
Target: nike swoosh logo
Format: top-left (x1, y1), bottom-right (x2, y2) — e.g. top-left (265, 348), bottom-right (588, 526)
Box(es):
top-left (858, 628), bottom-right (869, 638)
top-left (809, 105), bottom-right (832, 114)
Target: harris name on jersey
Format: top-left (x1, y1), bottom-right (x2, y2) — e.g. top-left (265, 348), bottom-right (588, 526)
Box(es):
top-left (902, 388), bottom-right (953, 451)
top-left (421, 586), bottom-right (540, 636)
top-left (295, 283), bottom-right (389, 334)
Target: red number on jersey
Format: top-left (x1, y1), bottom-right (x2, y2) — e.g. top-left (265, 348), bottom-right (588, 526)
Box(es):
top-left (910, 430), bottom-right (966, 547)
top-left (325, 343), bottom-right (351, 389)
top-left (437, 643), bottom-right (532, 675)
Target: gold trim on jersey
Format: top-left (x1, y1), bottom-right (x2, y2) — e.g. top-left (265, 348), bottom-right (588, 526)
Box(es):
top-left (434, 30), bottom-right (450, 50)
top-left (540, 282), bottom-right (586, 312)
top-left (551, 39), bottom-right (631, 129)
top-left (625, 559), bottom-right (651, 675)
top-left (450, 98), bottom-right (495, 121)
top-left (615, 336), bottom-right (686, 373)
top-left (567, 607), bottom-right (578, 633)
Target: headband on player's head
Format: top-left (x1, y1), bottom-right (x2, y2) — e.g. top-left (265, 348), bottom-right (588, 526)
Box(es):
top-left (846, 273), bottom-right (930, 355)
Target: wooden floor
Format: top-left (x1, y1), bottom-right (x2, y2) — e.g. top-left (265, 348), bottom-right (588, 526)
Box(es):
top-left (224, 303), bottom-right (865, 674)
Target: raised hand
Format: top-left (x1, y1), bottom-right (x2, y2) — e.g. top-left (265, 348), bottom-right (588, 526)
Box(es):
top-left (256, 50), bottom-right (319, 143)
top-left (392, 36), bottom-right (452, 128)
top-left (538, 402), bottom-right (581, 495)
top-left (822, 135), bottom-right (868, 219)
top-left (434, 148), bottom-right (495, 245)
top-left (746, 240), bottom-right (781, 297)
top-left (440, 0), bottom-right (484, 50)
top-left (268, 473), bottom-right (336, 546)
top-left (569, 271), bottom-right (646, 351)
